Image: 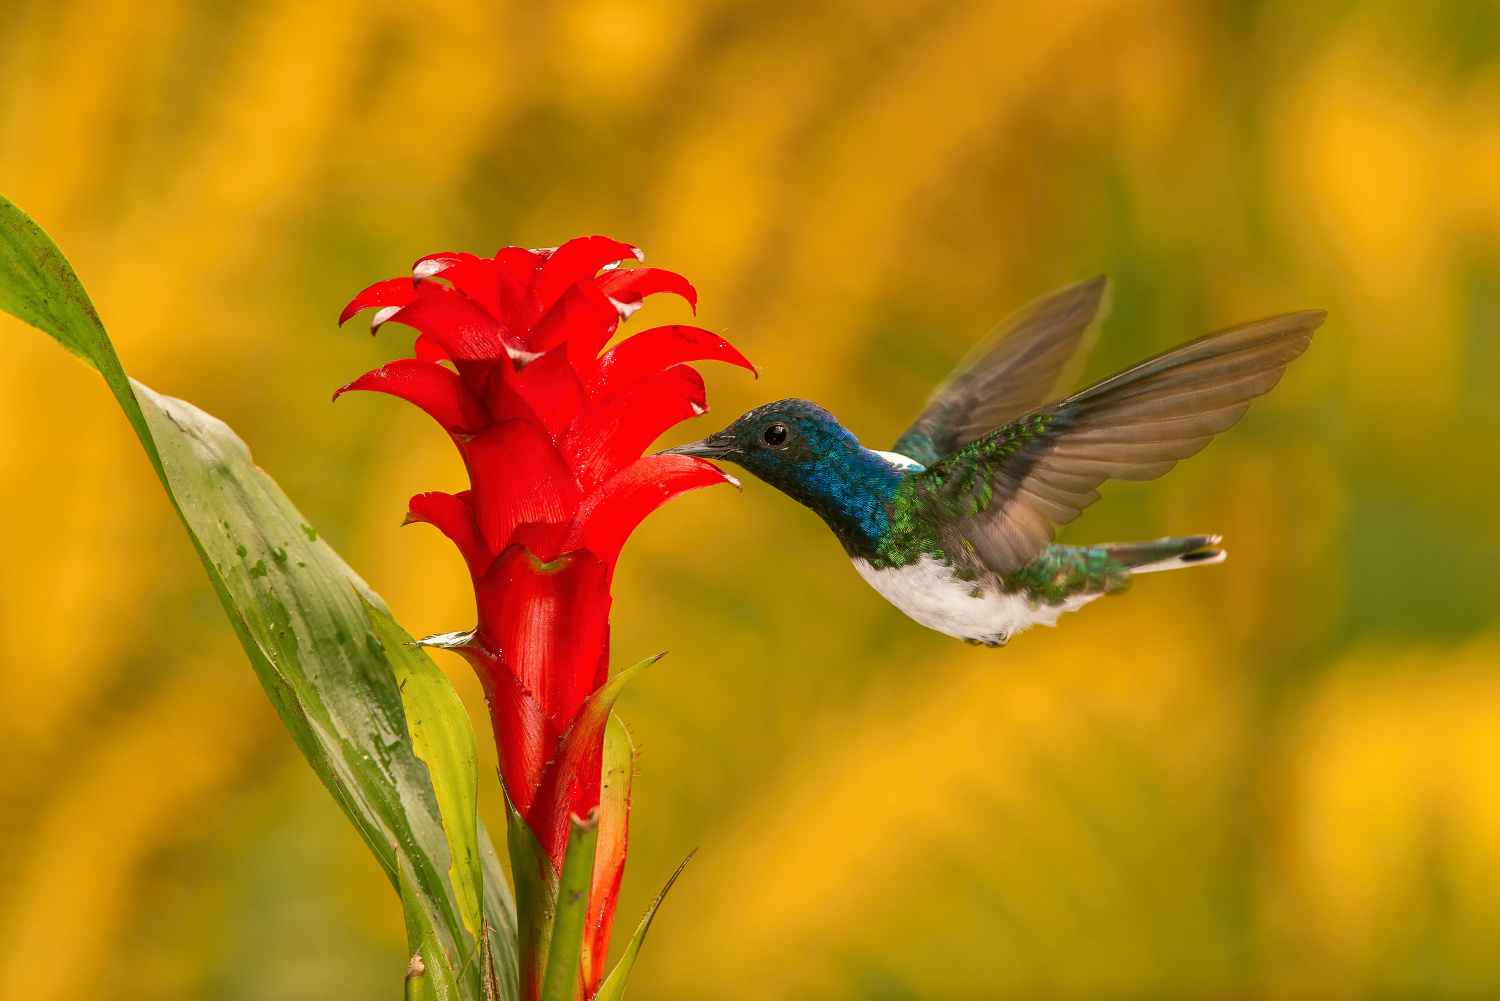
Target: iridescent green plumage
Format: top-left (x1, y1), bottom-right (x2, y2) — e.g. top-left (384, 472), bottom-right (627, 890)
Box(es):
top-left (876, 412), bottom-right (1055, 571)
top-left (1000, 543), bottom-right (1128, 603)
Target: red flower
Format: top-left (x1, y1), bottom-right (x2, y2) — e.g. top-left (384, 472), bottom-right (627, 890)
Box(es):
top-left (338, 237), bottom-right (752, 997)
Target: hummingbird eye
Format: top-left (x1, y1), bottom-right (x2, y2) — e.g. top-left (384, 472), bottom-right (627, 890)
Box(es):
top-left (763, 423), bottom-right (788, 446)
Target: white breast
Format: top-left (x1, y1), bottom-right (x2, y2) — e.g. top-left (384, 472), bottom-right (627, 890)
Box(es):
top-left (850, 555), bottom-right (1102, 645)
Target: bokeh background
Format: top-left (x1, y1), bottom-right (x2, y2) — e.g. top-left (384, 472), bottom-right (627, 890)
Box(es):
top-left (3, 0), bottom-right (1500, 997)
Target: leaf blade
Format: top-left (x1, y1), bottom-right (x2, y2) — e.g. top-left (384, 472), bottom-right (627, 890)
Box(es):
top-left (0, 192), bottom-right (109, 372)
top-left (133, 381), bottom-right (484, 986)
top-left (0, 192), bottom-right (519, 999)
top-left (508, 797), bottom-right (558, 1000)
top-left (369, 601), bottom-right (485, 942)
top-left (479, 816), bottom-right (521, 1001)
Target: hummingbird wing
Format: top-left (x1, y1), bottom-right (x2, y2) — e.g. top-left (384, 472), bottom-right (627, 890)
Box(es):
top-left (891, 277), bottom-right (1111, 467)
top-left (911, 310), bottom-right (1325, 576)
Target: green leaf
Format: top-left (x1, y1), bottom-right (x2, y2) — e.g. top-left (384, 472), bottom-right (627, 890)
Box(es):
top-left (507, 797), bottom-right (558, 1000)
top-left (541, 810), bottom-right (600, 1001)
top-left (132, 381), bottom-right (480, 978)
top-left (369, 601), bottom-right (485, 942)
top-left (592, 852), bottom-right (696, 1001)
top-left (0, 192), bottom-right (110, 372)
top-left (0, 193), bottom-right (518, 1000)
top-left (400, 864), bottom-right (461, 1001)
top-left (479, 817), bottom-right (521, 1001)
top-left (0, 193), bottom-right (162, 482)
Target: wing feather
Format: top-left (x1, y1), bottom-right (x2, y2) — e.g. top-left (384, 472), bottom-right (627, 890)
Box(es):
top-left (892, 277), bottom-right (1111, 466)
top-left (920, 310), bottom-right (1324, 575)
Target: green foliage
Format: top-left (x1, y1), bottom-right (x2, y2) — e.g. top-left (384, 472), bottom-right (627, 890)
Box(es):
top-left (0, 193), bottom-right (517, 1000)
top-left (0, 193), bottom-right (111, 371)
top-left (505, 802), bottom-right (557, 999)
top-left (368, 602), bottom-right (486, 942)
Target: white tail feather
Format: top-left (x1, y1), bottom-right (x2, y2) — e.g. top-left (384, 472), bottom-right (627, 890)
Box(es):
top-left (1129, 548), bottom-right (1227, 574)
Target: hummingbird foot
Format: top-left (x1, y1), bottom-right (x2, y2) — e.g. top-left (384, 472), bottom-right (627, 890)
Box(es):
top-left (963, 634), bottom-right (1010, 648)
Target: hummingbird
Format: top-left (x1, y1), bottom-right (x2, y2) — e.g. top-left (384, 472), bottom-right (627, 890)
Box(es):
top-left (660, 278), bottom-right (1323, 647)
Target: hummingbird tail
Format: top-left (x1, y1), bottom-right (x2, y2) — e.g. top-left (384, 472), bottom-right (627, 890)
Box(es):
top-left (1107, 535), bottom-right (1226, 575)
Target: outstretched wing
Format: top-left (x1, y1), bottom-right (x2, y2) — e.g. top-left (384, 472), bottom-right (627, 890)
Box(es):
top-left (912, 310), bottom-right (1325, 576)
top-left (892, 277), bottom-right (1111, 467)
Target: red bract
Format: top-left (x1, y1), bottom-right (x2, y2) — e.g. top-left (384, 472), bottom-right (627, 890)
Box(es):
top-left (339, 237), bottom-right (752, 999)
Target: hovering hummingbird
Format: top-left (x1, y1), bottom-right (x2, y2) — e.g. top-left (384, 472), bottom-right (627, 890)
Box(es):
top-left (660, 278), bottom-right (1323, 647)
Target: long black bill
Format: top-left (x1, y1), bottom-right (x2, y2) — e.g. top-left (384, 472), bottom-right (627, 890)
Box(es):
top-left (655, 433), bottom-right (737, 459)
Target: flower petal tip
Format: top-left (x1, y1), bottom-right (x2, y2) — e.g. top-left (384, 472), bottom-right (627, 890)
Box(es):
top-left (609, 296), bottom-right (643, 322)
top-left (412, 258), bottom-right (451, 280)
top-left (570, 807), bottom-right (602, 831)
top-left (414, 629), bottom-right (478, 649)
top-left (725, 472), bottom-right (743, 491)
top-left (370, 305), bottom-right (401, 335)
top-left (506, 345), bottom-right (547, 366)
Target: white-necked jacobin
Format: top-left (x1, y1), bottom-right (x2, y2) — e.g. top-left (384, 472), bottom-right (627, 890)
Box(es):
top-left (660, 278), bottom-right (1323, 647)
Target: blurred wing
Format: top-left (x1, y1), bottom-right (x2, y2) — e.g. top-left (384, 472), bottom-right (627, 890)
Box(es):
top-left (891, 277), bottom-right (1111, 467)
top-left (918, 310), bottom-right (1325, 575)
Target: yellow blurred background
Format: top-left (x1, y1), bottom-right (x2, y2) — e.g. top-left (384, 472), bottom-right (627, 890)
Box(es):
top-left (3, 0), bottom-right (1500, 997)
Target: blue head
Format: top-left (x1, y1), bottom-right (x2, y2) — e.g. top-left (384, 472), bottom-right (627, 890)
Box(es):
top-left (658, 399), bottom-right (907, 556)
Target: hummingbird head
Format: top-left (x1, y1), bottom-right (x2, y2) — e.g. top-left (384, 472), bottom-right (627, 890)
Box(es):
top-left (656, 398), bottom-right (876, 491)
top-left (657, 400), bottom-right (904, 558)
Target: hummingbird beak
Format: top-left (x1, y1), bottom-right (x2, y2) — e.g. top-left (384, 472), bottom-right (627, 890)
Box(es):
top-left (655, 432), bottom-right (737, 460)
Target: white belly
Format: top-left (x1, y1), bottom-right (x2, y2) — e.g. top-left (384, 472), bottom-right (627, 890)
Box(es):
top-left (850, 555), bottom-right (1102, 645)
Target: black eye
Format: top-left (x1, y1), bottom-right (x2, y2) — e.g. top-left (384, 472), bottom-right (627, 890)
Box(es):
top-left (763, 423), bottom-right (788, 446)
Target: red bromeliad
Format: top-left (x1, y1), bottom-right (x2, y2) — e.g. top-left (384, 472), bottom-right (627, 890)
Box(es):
top-left (337, 236), bottom-right (753, 998)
